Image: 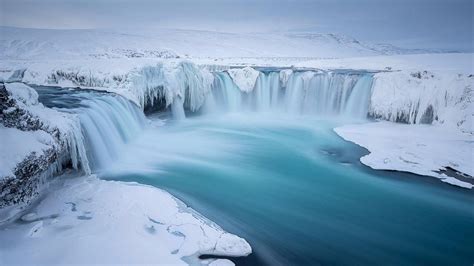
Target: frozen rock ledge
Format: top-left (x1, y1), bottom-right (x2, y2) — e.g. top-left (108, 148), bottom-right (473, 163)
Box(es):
top-left (0, 175), bottom-right (251, 265)
top-left (335, 121), bottom-right (474, 189)
top-left (226, 67), bottom-right (260, 93)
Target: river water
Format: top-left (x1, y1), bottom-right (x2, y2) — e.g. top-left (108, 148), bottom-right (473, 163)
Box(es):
top-left (101, 113), bottom-right (474, 266)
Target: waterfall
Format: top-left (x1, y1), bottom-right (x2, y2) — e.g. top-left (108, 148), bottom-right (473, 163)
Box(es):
top-left (76, 95), bottom-right (146, 171)
top-left (212, 72), bottom-right (243, 112)
top-left (253, 72), bottom-right (280, 111)
top-left (204, 70), bottom-right (374, 119)
top-left (129, 62), bottom-right (374, 120)
top-left (344, 75), bottom-right (374, 118)
top-left (28, 67), bottom-right (373, 180)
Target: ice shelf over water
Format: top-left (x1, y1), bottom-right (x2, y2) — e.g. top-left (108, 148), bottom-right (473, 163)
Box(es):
top-left (335, 122), bottom-right (474, 188)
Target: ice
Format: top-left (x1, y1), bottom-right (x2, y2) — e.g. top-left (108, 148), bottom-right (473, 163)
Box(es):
top-left (369, 71), bottom-right (473, 134)
top-left (335, 121), bottom-right (474, 189)
top-left (226, 67), bottom-right (260, 92)
top-left (279, 69), bottom-right (293, 87)
top-left (0, 126), bottom-right (54, 178)
top-left (131, 62), bottom-right (213, 117)
top-left (3, 82), bottom-right (39, 105)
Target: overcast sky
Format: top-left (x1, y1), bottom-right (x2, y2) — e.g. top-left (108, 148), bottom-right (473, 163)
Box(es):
top-left (0, 0), bottom-right (472, 51)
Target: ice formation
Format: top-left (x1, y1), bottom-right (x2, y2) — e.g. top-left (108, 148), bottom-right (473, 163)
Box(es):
top-left (226, 67), bottom-right (260, 93)
top-left (131, 62), bottom-right (214, 115)
top-left (370, 71), bottom-right (473, 134)
top-left (335, 122), bottom-right (474, 188)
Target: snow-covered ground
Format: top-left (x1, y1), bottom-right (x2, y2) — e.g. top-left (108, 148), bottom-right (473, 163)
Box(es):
top-left (0, 126), bottom-right (55, 178)
top-left (335, 122), bottom-right (473, 189)
top-left (0, 175), bottom-right (251, 265)
top-left (0, 26), bottom-right (427, 60)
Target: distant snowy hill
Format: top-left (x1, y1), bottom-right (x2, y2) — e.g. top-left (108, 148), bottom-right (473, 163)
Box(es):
top-left (0, 27), bottom-right (431, 60)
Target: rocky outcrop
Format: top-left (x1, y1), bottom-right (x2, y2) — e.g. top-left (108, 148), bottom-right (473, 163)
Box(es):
top-left (0, 83), bottom-right (88, 208)
top-left (0, 150), bottom-right (59, 207)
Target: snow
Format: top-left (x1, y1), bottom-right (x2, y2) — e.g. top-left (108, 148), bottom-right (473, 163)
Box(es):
top-left (0, 26), bottom-right (419, 60)
top-left (279, 69), bottom-right (293, 87)
top-left (295, 53), bottom-right (474, 74)
top-left (130, 61), bottom-right (214, 114)
top-left (3, 83), bottom-right (91, 175)
top-left (370, 71), bottom-right (473, 134)
top-left (0, 126), bottom-right (54, 178)
top-left (226, 67), bottom-right (260, 92)
top-left (3, 82), bottom-right (39, 105)
top-left (335, 121), bottom-right (474, 189)
top-left (0, 175), bottom-right (251, 265)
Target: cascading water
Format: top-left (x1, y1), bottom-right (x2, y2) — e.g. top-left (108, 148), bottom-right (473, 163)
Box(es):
top-left (130, 64), bottom-right (374, 120)
top-left (34, 68), bottom-right (373, 174)
top-left (206, 70), bottom-right (374, 118)
top-left (34, 86), bottom-right (147, 173)
top-left (77, 95), bottom-right (146, 171)
top-left (211, 72), bottom-right (243, 112)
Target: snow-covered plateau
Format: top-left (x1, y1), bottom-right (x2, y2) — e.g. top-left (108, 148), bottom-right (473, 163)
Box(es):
top-left (0, 26), bottom-right (473, 265)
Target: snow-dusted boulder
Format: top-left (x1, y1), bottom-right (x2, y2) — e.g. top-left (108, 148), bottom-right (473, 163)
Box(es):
top-left (226, 67), bottom-right (260, 93)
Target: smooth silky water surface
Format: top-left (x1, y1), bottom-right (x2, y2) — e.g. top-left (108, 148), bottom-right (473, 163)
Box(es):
top-left (101, 113), bottom-right (474, 266)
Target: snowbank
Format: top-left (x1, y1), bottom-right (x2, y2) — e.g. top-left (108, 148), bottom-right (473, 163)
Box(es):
top-left (0, 126), bottom-right (54, 178)
top-left (0, 175), bottom-right (251, 265)
top-left (335, 122), bottom-right (474, 189)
